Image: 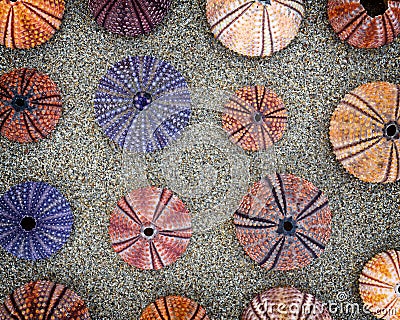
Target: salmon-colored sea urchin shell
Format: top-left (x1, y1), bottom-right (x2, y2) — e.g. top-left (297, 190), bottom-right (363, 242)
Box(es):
top-left (0, 0), bottom-right (65, 49)
top-left (327, 0), bottom-right (400, 48)
top-left (0, 280), bottom-right (90, 319)
top-left (242, 287), bottom-right (332, 319)
top-left (222, 86), bottom-right (287, 151)
top-left (234, 173), bottom-right (331, 271)
top-left (359, 250), bottom-right (400, 319)
top-left (330, 82), bottom-right (400, 183)
top-left (206, 0), bottom-right (305, 57)
top-left (0, 68), bottom-right (62, 143)
top-left (140, 296), bottom-right (210, 320)
top-left (109, 186), bottom-right (192, 270)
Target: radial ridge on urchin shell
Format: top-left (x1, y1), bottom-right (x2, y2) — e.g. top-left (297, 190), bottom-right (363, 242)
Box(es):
top-left (222, 85), bottom-right (287, 151)
top-left (0, 0), bottom-right (65, 49)
top-left (359, 250), bottom-right (400, 320)
top-left (330, 81), bottom-right (400, 183)
top-left (327, 0), bottom-right (400, 48)
top-left (89, 0), bottom-right (171, 37)
top-left (140, 296), bottom-right (210, 320)
top-left (234, 173), bottom-right (331, 271)
top-left (206, 0), bottom-right (305, 57)
top-left (0, 181), bottom-right (73, 260)
top-left (0, 68), bottom-right (62, 143)
top-left (94, 56), bottom-right (191, 153)
top-left (242, 287), bottom-right (332, 319)
top-left (109, 186), bottom-right (192, 270)
top-left (0, 280), bottom-right (90, 319)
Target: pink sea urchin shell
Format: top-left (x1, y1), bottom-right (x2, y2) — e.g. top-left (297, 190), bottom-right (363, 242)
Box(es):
top-left (109, 186), bottom-right (192, 270)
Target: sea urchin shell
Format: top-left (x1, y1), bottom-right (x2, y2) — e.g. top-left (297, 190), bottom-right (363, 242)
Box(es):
top-left (0, 181), bottom-right (73, 260)
top-left (222, 85), bottom-right (287, 151)
top-left (0, 0), bottom-right (65, 49)
top-left (94, 56), bottom-right (191, 152)
top-left (0, 280), bottom-right (90, 319)
top-left (140, 296), bottom-right (209, 320)
top-left (0, 68), bottom-right (62, 143)
top-left (242, 287), bottom-right (332, 319)
top-left (109, 186), bottom-right (192, 270)
top-left (234, 173), bottom-right (331, 271)
top-left (206, 0), bottom-right (305, 57)
top-left (327, 0), bottom-right (400, 48)
top-left (330, 81), bottom-right (400, 183)
top-left (359, 250), bottom-right (400, 320)
top-left (89, 0), bottom-right (171, 37)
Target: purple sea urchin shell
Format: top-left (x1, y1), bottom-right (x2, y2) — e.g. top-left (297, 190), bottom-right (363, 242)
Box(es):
top-left (89, 0), bottom-right (172, 37)
top-left (0, 181), bottom-right (73, 260)
top-left (94, 56), bottom-right (191, 153)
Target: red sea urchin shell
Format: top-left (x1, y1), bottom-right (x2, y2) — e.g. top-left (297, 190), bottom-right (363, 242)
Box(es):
top-left (222, 86), bottom-right (287, 152)
top-left (140, 296), bottom-right (210, 320)
top-left (206, 0), bottom-right (305, 57)
top-left (242, 287), bottom-right (332, 319)
top-left (0, 68), bottom-right (62, 143)
top-left (89, 0), bottom-right (172, 37)
top-left (0, 280), bottom-right (90, 319)
top-left (330, 82), bottom-right (400, 183)
top-left (109, 186), bottom-right (192, 270)
top-left (327, 0), bottom-right (400, 48)
top-left (359, 250), bottom-right (400, 320)
top-left (234, 173), bottom-right (331, 271)
top-left (0, 0), bottom-right (65, 49)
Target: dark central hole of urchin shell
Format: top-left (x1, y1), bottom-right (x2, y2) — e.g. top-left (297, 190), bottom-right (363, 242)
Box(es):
top-left (277, 216), bottom-right (297, 236)
top-left (257, 0), bottom-right (271, 5)
top-left (360, 0), bottom-right (387, 17)
top-left (395, 284), bottom-right (400, 295)
top-left (384, 121), bottom-right (400, 140)
top-left (143, 227), bottom-right (154, 237)
top-left (133, 92), bottom-right (152, 111)
top-left (12, 96), bottom-right (29, 112)
top-left (254, 112), bottom-right (263, 123)
top-left (20, 216), bottom-right (36, 231)
top-left (9, 0), bottom-right (19, 2)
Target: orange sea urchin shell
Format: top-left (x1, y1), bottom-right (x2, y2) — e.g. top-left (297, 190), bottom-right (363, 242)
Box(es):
top-left (327, 0), bottom-right (400, 48)
top-left (222, 85), bottom-right (287, 152)
top-left (330, 81), bottom-right (400, 183)
top-left (140, 296), bottom-right (210, 320)
top-left (0, 280), bottom-right (90, 319)
top-left (0, 68), bottom-right (62, 143)
top-left (109, 186), bottom-right (192, 270)
top-left (0, 0), bottom-right (65, 49)
top-left (206, 0), bottom-right (305, 57)
top-left (242, 287), bottom-right (332, 319)
top-left (234, 173), bottom-right (331, 271)
top-left (359, 250), bottom-right (400, 319)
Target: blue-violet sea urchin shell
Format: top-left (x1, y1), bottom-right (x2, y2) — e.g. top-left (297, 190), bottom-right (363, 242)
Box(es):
top-left (94, 56), bottom-right (191, 153)
top-left (0, 181), bottom-right (73, 260)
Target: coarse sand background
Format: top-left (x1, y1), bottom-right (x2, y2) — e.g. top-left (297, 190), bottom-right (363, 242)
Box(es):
top-left (1, 0), bottom-right (400, 319)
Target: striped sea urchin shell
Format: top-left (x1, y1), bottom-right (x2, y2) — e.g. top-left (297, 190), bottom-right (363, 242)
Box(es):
top-left (0, 181), bottom-right (73, 260)
top-left (89, 0), bottom-right (171, 37)
top-left (109, 186), bottom-right (192, 270)
top-left (94, 56), bottom-right (191, 152)
top-left (206, 0), bottom-right (305, 57)
top-left (234, 173), bottom-right (331, 271)
top-left (330, 82), bottom-right (400, 183)
top-left (0, 68), bottom-right (62, 143)
top-left (359, 250), bottom-right (400, 320)
top-left (140, 296), bottom-right (209, 320)
top-left (242, 287), bottom-right (332, 319)
top-left (222, 86), bottom-right (287, 151)
top-left (0, 280), bottom-right (90, 319)
top-left (0, 0), bottom-right (65, 49)
top-left (327, 0), bottom-right (400, 48)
